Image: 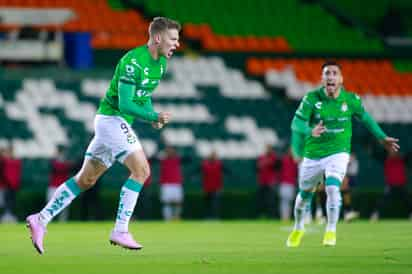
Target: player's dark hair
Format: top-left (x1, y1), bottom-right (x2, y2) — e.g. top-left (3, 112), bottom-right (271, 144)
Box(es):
top-left (321, 60), bottom-right (341, 71)
top-left (149, 17), bottom-right (181, 36)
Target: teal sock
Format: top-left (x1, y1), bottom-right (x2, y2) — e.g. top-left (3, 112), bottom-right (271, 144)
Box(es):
top-left (114, 178), bottom-right (143, 232)
top-left (39, 177), bottom-right (82, 226)
top-left (294, 190), bottom-right (314, 230)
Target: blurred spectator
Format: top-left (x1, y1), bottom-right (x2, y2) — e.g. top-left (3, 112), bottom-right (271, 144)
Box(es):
top-left (279, 147), bottom-right (298, 222)
top-left (200, 150), bottom-right (228, 220)
top-left (158, 146), bottom-right (184, 221)
top-left (256, 144), bottom-right (280, 218)
top-left (48, 146), bottom-right (73, 222)
top-left (370, 150), bottom-right (412, 221)
top-left (0, 146), bottom-right (6, 215)
top-left (0, 144), bottom-right (22, 223)
top-left (342, 152), bottom-right (360, 222)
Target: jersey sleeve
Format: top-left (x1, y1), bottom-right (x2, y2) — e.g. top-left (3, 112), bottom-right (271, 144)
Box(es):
top-left (351, 93), bottom-right (387, 140)
top-left (118, 82), bottom-right (159, 122)
top-left (117, 56), bottom-right (140, 85)
top-left (295, 95), bottom-right (313, 121)
top-left (351, 93), bottom-right (365, 119)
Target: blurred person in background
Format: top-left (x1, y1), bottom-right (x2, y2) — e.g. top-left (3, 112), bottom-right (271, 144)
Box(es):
top-left (256, 144), bottom-right (280, 218)
top-left (0, 146), bottom-right (6, 217)
top-left (279, 147), bottom-right (298, 222)
top-left (158, 145), bottom-right (184, 221)
top-left (0, 144), bottom-right (22, 223)
top-left (286, 61), bottom-right (399, 247)
top-left (26, 17), bottom-right (180, 254)
top-left (370, 149), bottom-right (412, 221)
top-left (200, 150), bottom-right (227, 220)
top-left (342, 152), bottom-right (360, 222)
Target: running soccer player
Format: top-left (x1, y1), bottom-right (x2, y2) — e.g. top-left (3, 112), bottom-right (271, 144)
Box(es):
top-left (286, 60), bottom-right (399, 247)
top-left (26, 17), bottom-right (181, 254)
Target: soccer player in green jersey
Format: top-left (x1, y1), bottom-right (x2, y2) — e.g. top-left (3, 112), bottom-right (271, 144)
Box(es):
top-left (26, 17), bottom-right (181, 254)
top-left (286, 61), bottom-right (399, 247)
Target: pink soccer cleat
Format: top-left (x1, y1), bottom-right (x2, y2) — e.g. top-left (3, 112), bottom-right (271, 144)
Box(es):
top-left (26, 214), bottom-right (47, 255)
top-left (109, 231), bottom-right (143, 250)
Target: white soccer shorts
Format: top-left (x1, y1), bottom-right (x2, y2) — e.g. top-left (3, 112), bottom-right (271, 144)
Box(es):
top-left (160, 184), bottom-right (183, 203)
top-left (298, 152), bottom-right (350, 191)
top-left (85, 114), bottom-right (142, 168)
top-left (279, 183), bottom-right (296, 201)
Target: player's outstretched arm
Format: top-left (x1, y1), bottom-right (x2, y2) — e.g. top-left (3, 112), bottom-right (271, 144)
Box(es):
top-left (381, 137), bottom-right (400, 153)
top-left (359, 111), bottom-right (400, 152)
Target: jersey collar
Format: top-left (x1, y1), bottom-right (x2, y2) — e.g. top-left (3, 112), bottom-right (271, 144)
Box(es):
top-left (320, 87), bottom-right (345, 102)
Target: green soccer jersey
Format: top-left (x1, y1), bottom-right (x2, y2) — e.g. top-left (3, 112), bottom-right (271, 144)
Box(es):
top-left (294, 87), bottom-right (366, 159)
top-left (97, 45), bottom-right (167, 124)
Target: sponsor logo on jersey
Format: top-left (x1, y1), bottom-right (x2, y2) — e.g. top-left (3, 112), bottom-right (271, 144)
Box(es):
top-left (136, 89), bottom-right (148, 97)
top-left (142, 78), bottom-right (149, 85)
top-left (125, 64), bottom-right (135, 75)
top-left (325, 128), bottom-right (344, 133)
top-left (341, 102), bottom-right (348, 112)
top-left (127, 133), bottom-right (137, 144)
top-left (131, 58), bottom-right (142, 69)
top-left (315, 102), bottom-right (322, 109)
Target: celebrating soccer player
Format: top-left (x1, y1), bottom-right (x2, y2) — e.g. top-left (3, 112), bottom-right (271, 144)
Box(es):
top-left (26, 17), bottom-right (181, 254)
top-left (286, 61), bottom-right (399, 247)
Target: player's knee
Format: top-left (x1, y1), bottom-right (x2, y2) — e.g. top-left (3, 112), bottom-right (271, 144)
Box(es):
top-left (75, 174), bottom-right (98, 190)
top-left (130, 162), bottom-right (151, 182)
top-left (325, 185), bottom-right (341, 203)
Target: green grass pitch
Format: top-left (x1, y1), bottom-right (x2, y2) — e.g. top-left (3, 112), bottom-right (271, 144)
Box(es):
top-left (0, 221), bottom-right (410, 274)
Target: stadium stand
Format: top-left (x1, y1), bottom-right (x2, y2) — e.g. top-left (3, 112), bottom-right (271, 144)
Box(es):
top-left (131, 0), bottom-right (384, 53)
top-left (0, 56), bottom-right (287, 191)
top-left (0, 0), bottom-right (149, 49)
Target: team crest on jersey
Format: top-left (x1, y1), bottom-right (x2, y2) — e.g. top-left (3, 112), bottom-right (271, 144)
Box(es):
top-left (341, 102), bottom-right (348, 112)
top-left (127, 133), bottom-right (137, 144)
top-left (315, 102), bottom-right (322, 109)
top-left (141, 78), bottom-right (149, 85)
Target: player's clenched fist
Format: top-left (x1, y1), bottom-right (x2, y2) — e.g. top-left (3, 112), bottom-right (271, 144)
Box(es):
top-left (151, 122), bottom-right (164, 129)
top-left (158, 111), bottom-right (172, 124)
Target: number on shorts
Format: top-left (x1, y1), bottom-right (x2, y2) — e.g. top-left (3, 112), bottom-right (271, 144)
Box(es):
top-left (120, 123), bottom-right (129, 134)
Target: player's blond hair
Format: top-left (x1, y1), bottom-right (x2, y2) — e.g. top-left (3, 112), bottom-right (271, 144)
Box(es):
top-left (149, 17), bottom-right (181, 36)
